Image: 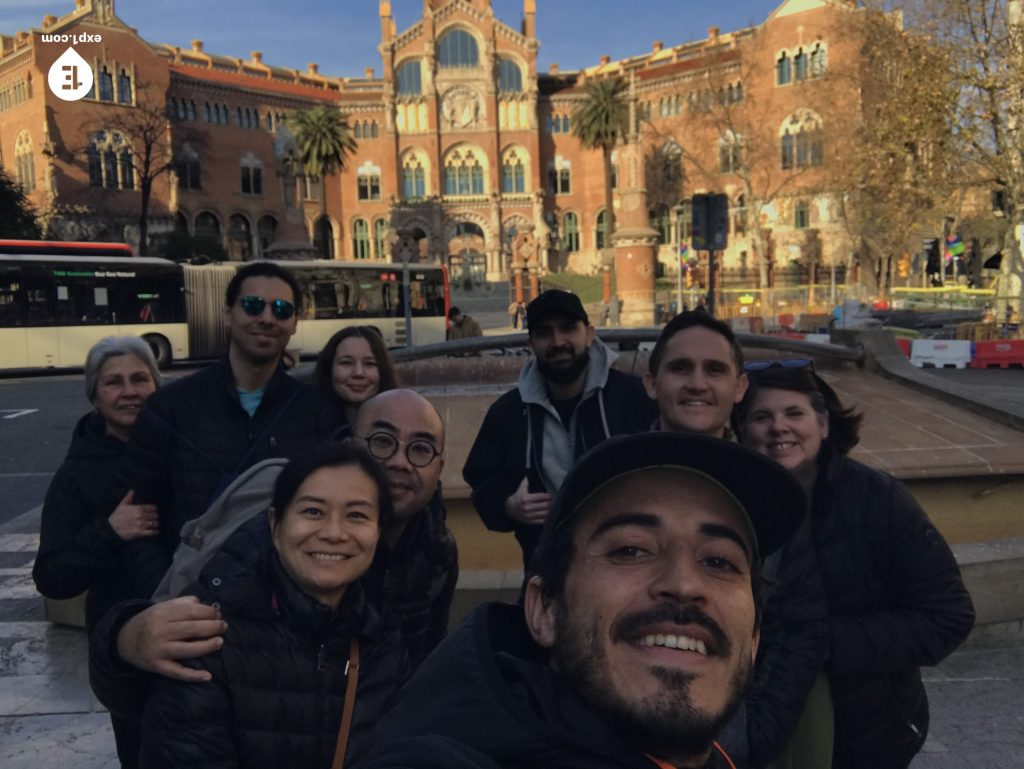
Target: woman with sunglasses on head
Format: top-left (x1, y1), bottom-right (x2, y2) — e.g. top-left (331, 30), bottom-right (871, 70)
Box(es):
top-left (734, 361), bottom-right (974, 769)
top-left (314, 327), bottom-right (399, 441)
top-left (140, 443), bottom-right (408, 769)
top-left (32, 336), bottom-right (161, 769)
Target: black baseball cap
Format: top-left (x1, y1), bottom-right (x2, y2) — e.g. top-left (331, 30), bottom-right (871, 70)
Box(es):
top-left (539, 432), bottom-right (806, 562)
top-left (526, 289), bottom-right (588, 329)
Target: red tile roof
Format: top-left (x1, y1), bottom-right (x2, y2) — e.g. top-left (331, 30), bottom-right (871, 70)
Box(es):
top-left (169, 63), bottom-right (341, 103)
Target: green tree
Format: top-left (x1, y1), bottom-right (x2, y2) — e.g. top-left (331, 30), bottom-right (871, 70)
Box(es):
top-left (0, 169), bottom-right (41, 238)
top-left (291, 105), bottom-right (357, 257)
top-left (572, 77), bottom-right (629, 260)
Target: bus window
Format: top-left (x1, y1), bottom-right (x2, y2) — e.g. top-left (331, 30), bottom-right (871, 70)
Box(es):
top-left (409, 271), bottom-right (446, 317)
top-left (312, 282), bottom-right (339, 319)
top-left (0, 278), bottom-right (23, 327)
top-left (55, 278), bottom-right (116, 324)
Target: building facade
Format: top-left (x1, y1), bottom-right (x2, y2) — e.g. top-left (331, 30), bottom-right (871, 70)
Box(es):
top-left (1, 0), bottom-right (864, 288)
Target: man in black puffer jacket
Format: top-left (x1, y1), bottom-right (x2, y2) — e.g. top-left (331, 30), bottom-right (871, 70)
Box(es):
top-left (463, 290), bottom-right (656, 568)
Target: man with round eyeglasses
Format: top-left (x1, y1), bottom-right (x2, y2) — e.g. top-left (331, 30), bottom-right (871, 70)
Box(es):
top-left (352, 389), bottom-right (459, 667)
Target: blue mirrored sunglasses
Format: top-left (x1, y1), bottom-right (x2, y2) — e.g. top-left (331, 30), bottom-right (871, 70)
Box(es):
top-left (238, 295), bottom-right (295, 321)
top-left (743, 358), bottom-right (813, 373)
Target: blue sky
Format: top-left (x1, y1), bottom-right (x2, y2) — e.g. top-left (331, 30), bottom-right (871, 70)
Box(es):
top-left (3, 0), bottom-right (780, 76)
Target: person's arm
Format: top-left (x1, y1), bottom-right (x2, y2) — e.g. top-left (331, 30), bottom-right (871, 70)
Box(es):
top-left (743, 526), bottom-right (831, 768)
top-left (828, 478), bottom-right (975, 675)
top-left (140, 654), bottom-right (236, 769)
top-left (90, 597), bottom-right (227, 716)
top-left (462, 400), bottom-right (522, 533)
top-left (33, 468), bottom-right (127, 599)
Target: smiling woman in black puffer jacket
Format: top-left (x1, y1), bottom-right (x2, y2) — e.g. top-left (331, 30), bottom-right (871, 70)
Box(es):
top-left (140, 443), bottom-right (409, 769)
top-left (735, 364), bottom-right (975, 769)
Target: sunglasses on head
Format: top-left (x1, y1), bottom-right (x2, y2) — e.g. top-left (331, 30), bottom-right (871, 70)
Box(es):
top-left (743, 358), bottom-right (814, 373)
top-left (238, 295), bottom-right (295, 321)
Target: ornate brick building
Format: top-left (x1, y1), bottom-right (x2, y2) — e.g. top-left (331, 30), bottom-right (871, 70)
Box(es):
top-left (1, 0), bottom-right (864, 295)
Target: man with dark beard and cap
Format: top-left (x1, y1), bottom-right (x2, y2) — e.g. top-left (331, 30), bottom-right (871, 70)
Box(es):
top-left (463, 289), bottom-right (657, 568)
top-left (356, 431), bottom-right (808, 769)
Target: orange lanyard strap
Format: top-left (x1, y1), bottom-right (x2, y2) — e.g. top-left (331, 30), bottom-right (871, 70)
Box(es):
top-left (330, 637), bottom-right (360, 769)
top-left (644, 742), bottom-right (737, 769)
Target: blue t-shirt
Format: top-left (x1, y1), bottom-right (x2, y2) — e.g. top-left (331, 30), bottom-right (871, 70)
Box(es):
top-left (237, 387), bottom-right (266, 417)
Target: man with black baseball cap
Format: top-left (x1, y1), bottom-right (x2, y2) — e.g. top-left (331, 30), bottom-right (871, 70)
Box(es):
top-left (463, 289), bottom-right (657, 568)
top-left (357, 431), bottom-right (806, 769)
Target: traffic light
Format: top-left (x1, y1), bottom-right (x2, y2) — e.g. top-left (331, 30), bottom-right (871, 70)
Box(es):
top-left (897, 253), bottom-right (911, 279)
top-left (690, 193), bottom-right (729, 251)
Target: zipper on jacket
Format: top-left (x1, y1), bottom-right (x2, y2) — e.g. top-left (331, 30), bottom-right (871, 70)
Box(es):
top-left (317, 641), bottom-right (326, 672)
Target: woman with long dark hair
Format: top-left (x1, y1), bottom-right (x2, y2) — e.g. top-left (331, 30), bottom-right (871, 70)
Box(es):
top-left (734, 362), bottom-right (974, 769)
top-left (314, 326), bottom-right (399, 439)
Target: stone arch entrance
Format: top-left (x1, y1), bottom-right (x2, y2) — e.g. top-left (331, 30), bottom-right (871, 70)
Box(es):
top-left (447, 220), bottom-right (487, 285)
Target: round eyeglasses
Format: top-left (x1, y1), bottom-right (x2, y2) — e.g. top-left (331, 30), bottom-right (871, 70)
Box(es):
top-left (364, 432), bottom-right (441, 468)
top-left (238, 295), bottom-right (295, 321)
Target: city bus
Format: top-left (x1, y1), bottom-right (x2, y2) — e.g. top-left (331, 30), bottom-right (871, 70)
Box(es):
top-left (0, 241), bottom-right (449, 371)
top-left (182, 260), bottom-right (450, 358)
top-left (0, 241), bottom-right (189, 370)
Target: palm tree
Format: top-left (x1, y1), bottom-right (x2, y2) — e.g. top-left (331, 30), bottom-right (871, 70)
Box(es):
top-left (291, 105), bottom-right (357, 257)
top-left (571, 77), bottom-right (629, 262)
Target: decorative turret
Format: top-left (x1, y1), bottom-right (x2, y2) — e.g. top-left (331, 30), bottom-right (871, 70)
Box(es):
top-left (380, 0), bottom-right (394, 43)
top-left (523, 0), bottom-right (536, 38)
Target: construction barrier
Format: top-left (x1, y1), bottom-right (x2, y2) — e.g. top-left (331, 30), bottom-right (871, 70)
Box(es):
top-left (969, 340), bottom-right (1024, 369)
top-left (805, 333), bottom-right (831, 345)
top-left (910, 339), bottom-right (973, 369)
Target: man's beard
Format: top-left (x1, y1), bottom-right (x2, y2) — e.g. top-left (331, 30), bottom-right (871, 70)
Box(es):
top-left (550, 600), bottom-right (753, 765)
top-left (537, 347), bottom-right (590, 384)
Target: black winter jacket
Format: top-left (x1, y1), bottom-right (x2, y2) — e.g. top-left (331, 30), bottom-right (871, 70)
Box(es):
top-left (355, 602), bottom-right (736, 769)
top-left (812, 445), bottom-right (974, 769)
top-left (123, 357), bottom-right (334, 595)
top-left (463, 364), bottom-right (656, 566)
top-left (140, 526), bottom-right (408, 769)
top-left (33, 412), bottom-right (154, 630)
top-left (719, 515), bottom-right (830, 769)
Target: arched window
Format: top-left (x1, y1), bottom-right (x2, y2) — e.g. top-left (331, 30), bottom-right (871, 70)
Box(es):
top-left (733, 194), bottom-right (748, 237)
top-left (195, 211), bottom-right (221, 240)
top-left (719, 132), bottom-right (744, 174)
top-left (780, 111), bottom-right (824, 170)
top-left (444, 147), bottom-right (485, 196)
top-left (548, 156), bottom-right (571, 196)
top-left (314, 216), bottom-right (334, 259)
top-left (498, 59), bottom-right (523, 93)
top-left (258, 215), bottom-right (278, 255)
top-left (563, 212), bottom-right (580, 253)
top-left (596, 210), bottom-right (609, 250)
top-left (240, 153), bottom-right (264, 195)
top-left (357, 161), bottom-right (382, 201)
top-left (397, 61), bottom-right (422, 95)
top-left (810, 44), bottom-right (828, 77)
top-left (98, 65), bottom-right (114, 101)
top-left (794, 201), bottom-right (810, 229)
top-left (776, 53), bottom-right (792, 86)
top-left (402, 150), bottom-right (428, 200)
top-left (88, 131), bottom-right (132, 190)
top-left (370, 122), bottom-right (379, 138)
top-left (14, 131), bottom-right (35, 193)
top-left (352, 218), bottom-right (371, 259)
top-left (374, 218), bottom-right (389, 259)
top-left (176, 144), bottom-right (201, 191)
top-left (794, 49), bottom-right (809, 81)
top-left (175, 212), bottom-right (189, 232)
top-left (354, 122), bottom-right (363, 139)
top-left (437, 29), bottom-right (479, 68)
top-left (501, 147), bottom-right (527, 194)
top-left (117, 68), bottom-right (132, 104)
top-left (228, 214), bottom-right (253, 261)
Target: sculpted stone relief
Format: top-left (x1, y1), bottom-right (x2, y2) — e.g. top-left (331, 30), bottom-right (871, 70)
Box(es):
top-left (441, 86), bottom-right (482, 130)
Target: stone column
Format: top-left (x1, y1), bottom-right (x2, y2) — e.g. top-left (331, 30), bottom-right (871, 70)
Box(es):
top-left (612, 140), bottom-right (658, 326)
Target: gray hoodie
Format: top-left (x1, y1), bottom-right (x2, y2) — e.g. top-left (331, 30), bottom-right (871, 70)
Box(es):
top-left (516, 337), bottom-right (616, 493)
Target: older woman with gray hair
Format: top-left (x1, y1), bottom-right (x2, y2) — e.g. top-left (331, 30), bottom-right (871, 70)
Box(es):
top-left (33, 335), bottom-right (162, 769)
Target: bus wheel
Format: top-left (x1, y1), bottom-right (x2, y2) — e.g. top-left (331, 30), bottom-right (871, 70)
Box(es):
top-left (143, 335), bottom-right (173, 370)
